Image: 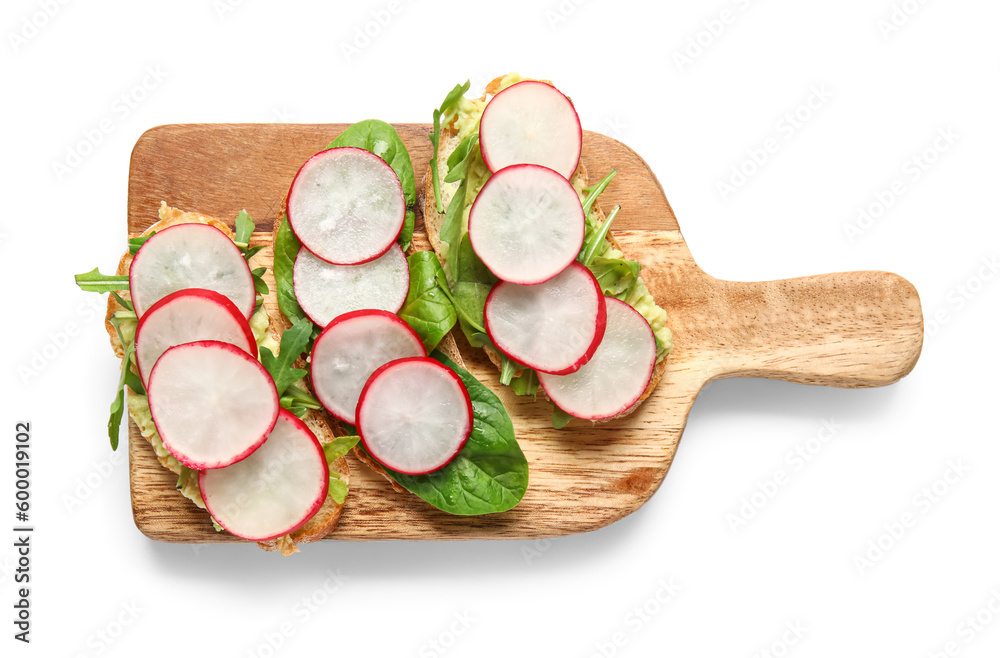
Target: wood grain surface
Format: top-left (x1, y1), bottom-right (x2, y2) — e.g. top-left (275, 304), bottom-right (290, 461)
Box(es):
top-left (126, 123), bottom-right (924, 542)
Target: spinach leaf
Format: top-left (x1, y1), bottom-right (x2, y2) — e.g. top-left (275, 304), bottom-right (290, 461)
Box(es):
top-left (377, 351), bottom-right (528, 515)
top-left (329, 120), bottom-right (416, 251)
top-left (439, 176), bottom-right (467, 263)
top-left (398, 251), bottom-right (457, 353)
top-left (430, 80), bottom-right (471, 213)
top-left (450, 234), bottom-right (495, 347)
top-left (589, 256), bottom-right (641, 300)
top-left (444, 134), bottom-right (479, 184)
top-left (552, 405), bottom-right (574, 429)
top-left (272, 218), bottom-right (308, 327)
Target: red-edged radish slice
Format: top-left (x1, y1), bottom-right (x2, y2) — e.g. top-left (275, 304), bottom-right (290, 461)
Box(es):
top-left (479, 80), bottom-right (583, 180)
top-left (468, 164), bottom-right (584, 284)
top-left (134, 288), bottom-right (257, 387)
top-left (357, 357), bottom-right (472, 475)
top-left (484, 262), bottom-right (606, 375)
top-left (538, 298), bottom-right (657, 421)
top-left (147, 340), bottom-right (279, 469)
top-left (286, 146), bottom-right (406, 265)
top-left (293, 243), bottom-right (409, 328)
top-left (129, 223), bottom-right (255, 319)
top-left (199, 409), bottom-right (329, 541)
top-left (310, 310), bottom-right (426, 425)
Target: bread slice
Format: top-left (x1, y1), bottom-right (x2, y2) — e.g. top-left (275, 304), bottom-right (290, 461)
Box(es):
top-left (109, 202), bottom-right (349, 555)
top-left (421, 75), bottom-right (669, 422)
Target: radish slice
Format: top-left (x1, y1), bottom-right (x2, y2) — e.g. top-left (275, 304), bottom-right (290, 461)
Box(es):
top-left (286, 146), bottom-right (405, 265)
top-left (538, 298), bottom-right (657, 420)
top-left (134, 288), bottom-right (257, 387)
top-left (485, 262), bottom-right (606, 375)
top-left (129, 223), bottom-right (255, 319)
top-left (479, 80), bottom-right (583, 179)
top-left (293, 243), bottom-right (409, 328)
top-left (199, 409), bottom-right (329, 541)
top-left (147, 340), bottom-right (279, 469)
top-left (357, 357), bottom-right (472, 475)
top-left (468, 164), bottom-right (584, 284)
top-left (310, 310), bottom-right (426, 425)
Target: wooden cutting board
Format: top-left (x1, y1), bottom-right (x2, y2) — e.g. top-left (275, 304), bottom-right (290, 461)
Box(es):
top-left (126, 123), bottom-right (923, 542)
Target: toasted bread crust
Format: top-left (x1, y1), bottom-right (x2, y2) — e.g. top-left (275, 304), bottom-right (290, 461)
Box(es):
top-left (420, 79), bottom-right (666, 423)
top-left (111, 203), bottom-right (348, 554)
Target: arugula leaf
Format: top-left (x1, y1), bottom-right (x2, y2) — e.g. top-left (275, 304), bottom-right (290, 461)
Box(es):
top-left (272, 218), bottom-right (309, 326)
top-left (233, 210), bottom-right (269, 296)
top-left (128, 233), bottom-right (154, 255)
top-left (398, 251), bottom-right (457, 353)
top-left (110, 291), bottom-right (133, 312)
top-left (376, 351), bottom-right (528, 515)
top-left (430, 80), bottom-right (471, 213)
top-left (581, 169), bottom-right (617, 218)
top-left (579, 204), bottom-right (621, 267)
top-left (74, 268), bottom-right (129, 293)
top-left (329, 120), bottom-right (416, 251)
top-left (259, 318), bottom-right (312, 397)
top-left (509, 369), bottom-right (539, 397)
top-left (322, 435), bottom-right (360, 463)
top-left (589, 256), bottom-right (641, 300)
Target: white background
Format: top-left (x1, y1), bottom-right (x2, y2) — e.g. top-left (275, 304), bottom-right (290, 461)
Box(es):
top-left (3, 0), bottom-right (999, 656)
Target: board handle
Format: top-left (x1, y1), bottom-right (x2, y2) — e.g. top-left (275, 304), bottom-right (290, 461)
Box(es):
top-left (703, 271), bottom-right (923, 388)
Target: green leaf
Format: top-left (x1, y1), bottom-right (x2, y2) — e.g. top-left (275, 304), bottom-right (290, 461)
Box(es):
top-left (108, 386), bottom-right (125, 451)
top-left (579, 204), bottom-right (621, 267)
top-left (322, 435), bottom-right (360, 463)
top-left (398, 251), bottom-right (457, 353)
top-left (430, 80), bottom-right (471, 213)
top-left (588, 256), bottom-right (641, 300)
top-left (75, 267), bottom-right (129, 293)
top-left (128, 233), bottom-right (154, 255)
top-left (251, 266), bottom-right (269, 295)
top-left (234, 209), bottom-right (255, 249)
top-left (450, 234), bottom-right (495, 345)
top-left (110, 291), bottom-right (133, 312)
top-left (552, 406), bottom-right (574, 429)
top-left (439, 176), bottom-right (467, 256)
top-left (509, 369), bottom-right (539, 398)
top-left (376, 351), bottom-right (528, 515)
top-left (581, 169), bottom-right (617, 218)
top-left (259, 318), bottom-right (313, 397)
top-left (329, 120), bottom-right (416, 251)
top-left (273, 218), bottom-right (308, 326)
top-left (444, 134), bottom-right (479, 183)
top-left (328, 473), bottom-right (348, 505)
